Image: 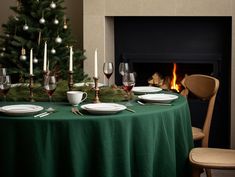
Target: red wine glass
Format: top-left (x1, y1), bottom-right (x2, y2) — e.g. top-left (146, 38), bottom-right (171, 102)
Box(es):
top-left (103, 62), bottom-right (113, 86)
top-left (43, 75), bottom-right (57, 103)
top-left (122, 72), bottom-right (135, 105)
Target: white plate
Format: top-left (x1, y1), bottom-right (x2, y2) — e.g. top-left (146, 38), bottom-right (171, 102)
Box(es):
top-left (0, 104), bottom-right (44, 116)
top-left (81, 103), bottom-right (126, 115)
top-left (138, 93), bottom-right (178, 103)
top-left (74, 82), bottom-right (104, 88)
top-left (132, 86), bottom-right (162, 94)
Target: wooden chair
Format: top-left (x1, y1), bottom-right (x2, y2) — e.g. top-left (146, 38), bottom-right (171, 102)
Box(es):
top-left (181, 74), bottom-right (220, 147)
top-left (189, 147), bottom-right (235, 177)
top-left (181, 74), bottom-right (220, 177)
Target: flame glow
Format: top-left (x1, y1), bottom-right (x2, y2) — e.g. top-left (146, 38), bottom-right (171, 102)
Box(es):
top-left (170, 63), bottom-right (180, 92)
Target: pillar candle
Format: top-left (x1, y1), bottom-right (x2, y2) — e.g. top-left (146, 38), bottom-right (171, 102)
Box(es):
top-left (43, 41), bottom-right (47, 72)
top-left (94, 48), bottom-right (98, 77)
top-left (69, 46), bottom-right (73, 72)
top-left (30, 48), bottom-right (33, 75)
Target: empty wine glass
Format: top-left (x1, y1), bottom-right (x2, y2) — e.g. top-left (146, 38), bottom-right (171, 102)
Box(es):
top-left (119, 62), bottom-right (129, 76)
top-left (122, 72), bottom-right (135, 106)
top-left (103, 62), bottom-right (113, 86)
top-left (43, 75), bottom-right (57, 103)
top-left (0, 75), bottom-right (11, 102)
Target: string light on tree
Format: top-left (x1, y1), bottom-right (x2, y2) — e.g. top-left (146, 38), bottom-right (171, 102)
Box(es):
top-left (55, 35), bottom-right (62, 43)
top-left (50, 1), bottom-right (56, 9)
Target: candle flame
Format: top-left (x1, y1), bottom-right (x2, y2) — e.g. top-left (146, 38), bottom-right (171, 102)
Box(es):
top-left (170, 63), bottom-right (180, 92)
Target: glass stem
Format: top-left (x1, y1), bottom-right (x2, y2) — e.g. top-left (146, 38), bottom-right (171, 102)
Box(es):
top-left (49, 95), bottom-right (52, 103)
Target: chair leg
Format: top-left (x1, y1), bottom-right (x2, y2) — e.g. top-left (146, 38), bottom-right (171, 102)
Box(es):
top-left (205, 169), bottom-right (212, 177)
top-left (191, 166), bottom-right (202, 177)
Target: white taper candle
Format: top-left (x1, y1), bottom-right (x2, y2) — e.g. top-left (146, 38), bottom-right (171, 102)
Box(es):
top-left (43, 41), bottom-right (47, 72)
top-left (30, 48), bottom-right (33, 75)
top-left (94, 48), bottom-right (98, 77)
top-left (69, 46), bottom-right (73, 72)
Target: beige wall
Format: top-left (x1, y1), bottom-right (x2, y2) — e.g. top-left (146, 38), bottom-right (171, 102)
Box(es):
top-left (84, 0), bottom-right (235, 148)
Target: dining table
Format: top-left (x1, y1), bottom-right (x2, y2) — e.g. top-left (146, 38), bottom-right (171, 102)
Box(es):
top-left (0, 93), bottom-right (193, 177)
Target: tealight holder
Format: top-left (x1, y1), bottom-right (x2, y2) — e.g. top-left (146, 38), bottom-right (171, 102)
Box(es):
top-left (29, 74), bottom-right (35, 102)
top-left (68, 71), bottom-right (74, 91)
top-left (93, 77), bottom-right (100, 103)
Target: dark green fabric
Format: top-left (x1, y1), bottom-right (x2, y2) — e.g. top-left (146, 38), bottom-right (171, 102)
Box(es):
top-left (0, 95), bottom-right (193, 177)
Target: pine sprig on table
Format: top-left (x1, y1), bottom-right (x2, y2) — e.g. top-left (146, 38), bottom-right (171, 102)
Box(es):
top-left (2, 80), bottom-right (127, 103)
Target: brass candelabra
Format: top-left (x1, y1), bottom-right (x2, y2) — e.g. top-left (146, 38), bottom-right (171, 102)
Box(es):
top-left (93, 77), bottom-right (100, 103)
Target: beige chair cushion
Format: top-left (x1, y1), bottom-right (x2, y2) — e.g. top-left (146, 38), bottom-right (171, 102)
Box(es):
top-left (189, 148), bottom-right (235, 169)
top-left (192, 127), bottom-right (205, 140)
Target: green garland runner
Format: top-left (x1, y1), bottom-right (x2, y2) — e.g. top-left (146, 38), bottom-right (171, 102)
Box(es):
top-left (1, 80), bottom-right (127, 103)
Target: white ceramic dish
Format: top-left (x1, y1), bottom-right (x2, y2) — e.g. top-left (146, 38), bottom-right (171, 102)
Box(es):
top-left (132, 86), bottom-right (162, 94)
top-left (81, 103), bottom-right (126, 115)
top-left (138, 93), bottom-right (178, 103)
top-left (0, 104), bottom-right (44, 116)
top-left (74, 82), bottom-right (104, 88)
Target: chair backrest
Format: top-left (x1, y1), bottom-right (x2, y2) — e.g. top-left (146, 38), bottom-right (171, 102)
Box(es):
top-left (182, 74), bottom-right (220, 147)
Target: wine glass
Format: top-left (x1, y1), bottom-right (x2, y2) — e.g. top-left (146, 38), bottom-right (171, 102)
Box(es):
top-left (119, 62), bottom-right (129, 76)
top-left (103, 62), bottom-right (113, 86)
top-left (43, 75), bottom-right (57, 103)
top-left (0, 75), bottom-right (11, 102)
top-left (122, 72), bottom-right (135, 106)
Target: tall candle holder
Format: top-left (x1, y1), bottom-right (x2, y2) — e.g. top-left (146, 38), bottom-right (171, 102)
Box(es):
top-left (29, 74), bottom-right (35, 102)
top-left (93, 77), bottom-right (100, 103)
top-left (68, 71), bottom-right (74, 91)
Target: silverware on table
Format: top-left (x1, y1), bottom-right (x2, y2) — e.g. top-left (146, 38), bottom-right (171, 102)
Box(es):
top-left (137, 100), bottom-right (172, 106)
top-left (71, 107), bottom-right (83, 116)
top-left (126, 107), bottom-right (136, 113)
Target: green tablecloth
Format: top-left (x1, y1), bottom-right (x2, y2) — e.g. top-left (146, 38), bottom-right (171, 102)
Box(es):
top-left (0, 95), bottom-right (193, 177)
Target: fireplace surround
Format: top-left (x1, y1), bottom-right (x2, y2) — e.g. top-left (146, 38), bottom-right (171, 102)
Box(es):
top-left (83, 0), bottom-right (235, 148)
top-left (113, 16), bottom-right (231, 147)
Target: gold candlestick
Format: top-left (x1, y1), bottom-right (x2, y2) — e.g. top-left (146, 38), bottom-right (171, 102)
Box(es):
top-left (68, 71), bottom-right (74, 91)
top-left (93, 77), bottom-right (100, 103)
top-left (29, 74), bottom-right (35, 102)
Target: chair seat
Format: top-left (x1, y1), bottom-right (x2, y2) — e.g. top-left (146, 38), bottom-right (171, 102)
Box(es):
top-left (192, 127), bottom-right (205, 140)
top-left (189, 148), bottom-right (235, 169)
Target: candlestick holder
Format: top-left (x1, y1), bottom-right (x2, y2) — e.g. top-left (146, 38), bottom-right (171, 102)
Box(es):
top-left (93, 77), bottom-right (100, 103)
top-left (29, 74), bottom-right (35, 102)
top-left (68, 71), bottom-right (74, 91)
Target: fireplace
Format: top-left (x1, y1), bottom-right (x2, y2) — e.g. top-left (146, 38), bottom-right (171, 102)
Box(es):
top-left (114, 16), bottom-right (231, 148)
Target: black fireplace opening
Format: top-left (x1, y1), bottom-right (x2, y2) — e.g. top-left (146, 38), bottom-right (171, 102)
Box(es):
top-left (114, 16), bottom-right (231, 148)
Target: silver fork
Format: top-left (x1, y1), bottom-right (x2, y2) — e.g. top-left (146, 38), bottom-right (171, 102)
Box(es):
top-left (71, 107), bottom-right (83, 116)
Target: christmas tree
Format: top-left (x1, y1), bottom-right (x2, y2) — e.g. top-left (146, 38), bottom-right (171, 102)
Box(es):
top-left (0, 0), bottom-right (86, 82)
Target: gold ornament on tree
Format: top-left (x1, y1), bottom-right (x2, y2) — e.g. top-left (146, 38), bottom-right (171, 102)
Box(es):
top-left (20, 47), bottom-right (27, 61)
top-left (53, 18), bottom-right (59, 25)
top-left (39, 11), bottom-right (46, 24)
top-left (55, 35), bottom-right (62, 43)
top-left (50, 1), bottom-right (56, 9)
top-left (23, 23), bottom-right (29, 31)
top-left (63, 16), bottom-right (68, 29)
